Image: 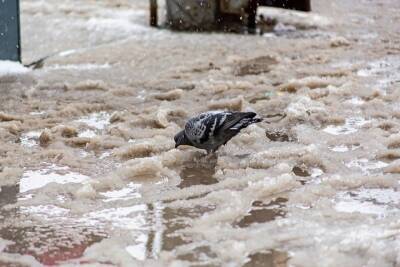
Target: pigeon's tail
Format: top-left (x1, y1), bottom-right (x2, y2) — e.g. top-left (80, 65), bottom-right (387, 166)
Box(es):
top-left (244, 112), bottom-right (263, 124)
top-left (250, 117), bottom-right (263, 123)
top-left (230, 113), bottom-right (262, 130)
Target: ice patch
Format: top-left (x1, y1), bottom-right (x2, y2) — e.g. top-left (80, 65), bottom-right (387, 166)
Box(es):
top-left (45, 63), bottom-right (111, 71)
top-left (0, 60), bottom-right (30, 77)
top-left (329, 144), bottom-right (360, 152)
top-left (76, 112), bottom-right (110, 130)
top-left (78, 129), bottom-right (97, 138)
top-left (330, 145), bottom-right (349, 152)
top-left (311, 168), bottom-right (324, 177)
top-left (345, 97), bottom-right (365, 106)
top-left (335, 188), bottom-right (400, 216)
top-left (126, 241), bottom-right (147, 261)
top-left (323, 117), bottom-right (370, 135)
top-left (20, 164), bottom-right (90, 193)
top-left (99, 151), bottom-right (111, 159)
top-left (357, 56), bottom-right (400, 91)
top-left (79, 150), bottom-right (90, 158)
top-left (82, 204), bottom-right (148, 230)
top-left (58, 49), bottom-right (77, 57)
top-left (20, 205), bottom-right (70, 219)
top-left (136, 89), bottom-right (147, 101)
top-left (29, 111), bottom-right (46, 116)
top-left (100, 183), bottom-right (142, 202)
top-left (345, 158), bottom-right (389, 174)
top-left (85, 9), bottom-right (154, 44)
top-left (76, 112), bottom-right (110, 138)
top-left (20, 130), bottom-right (42, 147)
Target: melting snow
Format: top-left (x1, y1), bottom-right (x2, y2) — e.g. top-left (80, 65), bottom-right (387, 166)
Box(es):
top-left (20, 130), bottom-right (42, 147)
top-left (335, 188), bottom-right (400, 217)
top-left (0, 60), bottom-right (30, 76)
top-left (100, 183), bottom-right (142, 202)
top-left (76, 112), bottom-right (110, 130)
top-left (345, 158), bottom-right (389, 174)
top-left (45, 63), bottom-right (111, 71)
top-left (323, 117), bottom-right (370, 135)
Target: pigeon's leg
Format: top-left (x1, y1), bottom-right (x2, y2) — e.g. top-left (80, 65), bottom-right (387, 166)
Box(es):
top-left (204, 149), bottom-right (217, 161)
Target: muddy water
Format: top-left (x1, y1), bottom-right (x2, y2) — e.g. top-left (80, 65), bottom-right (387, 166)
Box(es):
top-left (1, 0), bottom-right (400, 266)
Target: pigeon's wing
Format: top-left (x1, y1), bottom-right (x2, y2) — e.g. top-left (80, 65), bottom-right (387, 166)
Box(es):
top-left (214, 112), bottom-right (259, 133)
top-left (185, 111), bottom-right (229, 144)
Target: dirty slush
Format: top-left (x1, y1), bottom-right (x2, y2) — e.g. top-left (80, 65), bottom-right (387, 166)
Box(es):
top-left (1, 0), bottom-right (400, 266)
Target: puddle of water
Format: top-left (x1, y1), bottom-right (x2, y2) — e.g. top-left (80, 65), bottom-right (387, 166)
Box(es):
top-left (1, 225), bottom-right (106, 266)
top-left (292, 166), bottom-right (310, 177)
top-left (345, 158), bottom-right (388, 174)
top-left (178, 162), bottom-right (218, 189)
top-left (3, 192), bottom-right (215, 264)
top-left (265, 130), bottom-right (291, 142)
top-left (18, 203), bottom-right (152, 262)
top-left (244, 250), bottom-right (289, 267)
top-left (0, 185), bottom-right (19, 206)
top-left (237, 198), bottom-right (287, 228)
top-left (335, 188), bottom-right (400, 217)
top-left (100, 182), bottom-right (142, 202)
top-left (323, 117), bottom-right (370, 135)
top-left (162, 205), bottom-right (216, 264)
top-left (292, 166), bottom-right (323, 185)
top-left (20, 130), bottom-right (42, 148)
top-left (20, 164), bottom-right (90, 193)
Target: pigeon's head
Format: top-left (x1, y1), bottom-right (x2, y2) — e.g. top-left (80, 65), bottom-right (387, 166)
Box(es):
top-left (174, 130), bottom-right (191, 148)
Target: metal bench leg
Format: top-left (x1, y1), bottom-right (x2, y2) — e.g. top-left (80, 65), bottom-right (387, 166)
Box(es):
top-left (247, 0), bottom-right (258, 34)
top-left (150, 0), bottom-right (158, 27)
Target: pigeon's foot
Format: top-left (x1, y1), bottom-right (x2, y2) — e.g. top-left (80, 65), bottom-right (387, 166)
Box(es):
top-left (203, 152), bottom-right (218, 162)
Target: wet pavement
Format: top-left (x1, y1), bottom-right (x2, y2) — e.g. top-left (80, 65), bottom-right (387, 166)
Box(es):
top-left (0, 0), bottom-right (400, 265)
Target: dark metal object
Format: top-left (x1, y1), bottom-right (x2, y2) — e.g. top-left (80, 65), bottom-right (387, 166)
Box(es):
top-left (165, 0), bottom-right (218, 31)
top-left (150, 0), bottom-right (158, 27)
top-left (0, 0), bottom-right (21, 62)
top-left (154, 0), bottom-right (311, 32)
top-left (259, 0), bottom-right (311, 12)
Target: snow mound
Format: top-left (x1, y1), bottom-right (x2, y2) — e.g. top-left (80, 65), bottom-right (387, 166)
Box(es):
top-left (0, 60), bottom-right (30, 77)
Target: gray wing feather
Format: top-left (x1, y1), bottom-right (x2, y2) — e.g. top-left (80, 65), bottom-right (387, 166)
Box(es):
top-left (185, 111), bottom-right (228, 143)
top-left (215, 112), bottom-right (256, 133)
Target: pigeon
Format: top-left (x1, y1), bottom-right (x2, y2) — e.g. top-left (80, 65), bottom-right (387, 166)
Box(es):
top-left (174, 111), bottom-right (262, 153)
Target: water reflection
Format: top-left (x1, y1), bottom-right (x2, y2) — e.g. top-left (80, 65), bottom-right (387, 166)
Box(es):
top-left (178, 161), bottom-right (218, 188)
top-left (161, 205), bottom-right (216, 263)
top-left (0, 225), bottom-right (105, 265)
top-left (244, 250), bottom-right (289, 267)
top-left (0, 184), bottom-right (19, 207)
top-left (237, 198), bottom-right (287, 228)
top-left (0, 168), bottom-right (218, 265)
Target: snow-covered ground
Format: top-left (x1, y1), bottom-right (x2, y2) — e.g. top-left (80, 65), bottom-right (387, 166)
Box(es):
top-left (0, 0), bottom-right (400, 266)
